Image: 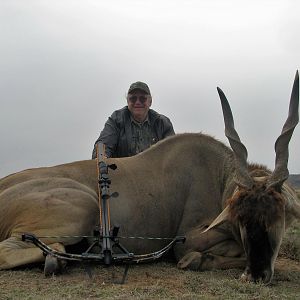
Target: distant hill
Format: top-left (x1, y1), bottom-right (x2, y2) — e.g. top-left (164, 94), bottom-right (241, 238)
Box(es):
top-left (288, 174), bottom-right (300, 189)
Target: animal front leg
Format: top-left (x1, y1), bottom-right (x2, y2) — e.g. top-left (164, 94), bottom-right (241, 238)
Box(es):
top-left (0, 237), bottom-right (45, 269)
top-left (175, 226), bottom-right (245, 271)
top-left (177, 239), bottom-right (245, 271)
top-left (0, 237), bottom-right (67, 275)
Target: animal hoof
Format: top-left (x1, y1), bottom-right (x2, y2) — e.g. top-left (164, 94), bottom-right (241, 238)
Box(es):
top-left (178, 252), bottom-right (215, 271)
top-left (44, 254), bottom-right (59, 276)
top-left (177, 252), bottom-right (203, 270)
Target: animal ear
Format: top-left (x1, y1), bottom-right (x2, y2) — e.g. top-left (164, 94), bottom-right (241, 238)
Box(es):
top-left (267, 71), bottom-right (299, 190)
top-left (201, 206), bottom-right (230, 233)
top-left (217, 87), bottom-right (254, 189)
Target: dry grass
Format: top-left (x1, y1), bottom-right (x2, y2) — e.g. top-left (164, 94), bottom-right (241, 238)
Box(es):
top-left (0, 257), bottom-right (299, 299)
top-left (0, 222), bottom-right (299, 299)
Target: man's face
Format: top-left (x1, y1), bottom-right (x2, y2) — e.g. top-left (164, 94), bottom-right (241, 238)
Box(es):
top-left (127, 89), bottom-right (152, 122)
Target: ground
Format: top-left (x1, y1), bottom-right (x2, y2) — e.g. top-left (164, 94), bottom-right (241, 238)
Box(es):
top-left (0, 257), bottom-right (299, 299)
top-left (0, 222), bottom-right (299, 299)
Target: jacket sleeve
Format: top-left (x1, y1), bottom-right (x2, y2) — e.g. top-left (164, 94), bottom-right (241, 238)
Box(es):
top-left (162, 116), bottom-right (175, 138)
top-left (92, 114), bottom-right (120, 158)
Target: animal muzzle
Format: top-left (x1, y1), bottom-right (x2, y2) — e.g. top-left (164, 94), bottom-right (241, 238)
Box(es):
top-left (241, 266), bottom-right (273, 284)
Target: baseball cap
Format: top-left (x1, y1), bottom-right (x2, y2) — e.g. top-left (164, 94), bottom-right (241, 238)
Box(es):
top-left (128, 81), bottom-right (151, 95)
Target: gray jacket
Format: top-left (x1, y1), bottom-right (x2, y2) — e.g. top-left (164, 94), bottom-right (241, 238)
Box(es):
top-left (92, 106), bottom-right (175, 158)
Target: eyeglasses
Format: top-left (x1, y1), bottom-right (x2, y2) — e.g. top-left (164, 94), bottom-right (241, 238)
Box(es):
top-left (128, 95), bottom-right (148, 104)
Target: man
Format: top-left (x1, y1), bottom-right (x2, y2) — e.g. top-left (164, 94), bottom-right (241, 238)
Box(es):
top-left (92, 81), bottom-right (175, 158)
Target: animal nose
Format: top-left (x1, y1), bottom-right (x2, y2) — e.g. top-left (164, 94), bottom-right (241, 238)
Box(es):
top-left (254, 270), bottom-right (273, 284)
top-left (241, 269), bottom-right (273, 284)
top-left (262, 270), bottom-right (273, 284)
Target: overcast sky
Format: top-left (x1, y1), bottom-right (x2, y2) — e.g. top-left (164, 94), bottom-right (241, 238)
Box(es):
top-left (0, 0), bottom-right (299, 178)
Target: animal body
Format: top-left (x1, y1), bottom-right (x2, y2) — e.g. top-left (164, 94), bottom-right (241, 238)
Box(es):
top-left (0, 73), bottom-right (299, 283)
